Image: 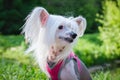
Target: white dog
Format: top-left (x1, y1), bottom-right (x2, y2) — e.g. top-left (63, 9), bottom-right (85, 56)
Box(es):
top-left (22, 7), bottom-right (92, 80)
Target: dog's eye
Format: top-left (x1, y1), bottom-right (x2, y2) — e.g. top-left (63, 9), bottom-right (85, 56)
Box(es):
top-left (58, 25), bottom-right (63, 30)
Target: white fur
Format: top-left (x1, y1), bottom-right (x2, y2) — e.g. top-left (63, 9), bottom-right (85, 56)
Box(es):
top-left (22, 7), bottom-right (86, 77)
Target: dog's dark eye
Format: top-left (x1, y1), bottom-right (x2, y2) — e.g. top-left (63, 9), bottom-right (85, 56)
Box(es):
top-left (58, 25), bottom-right (63, 30)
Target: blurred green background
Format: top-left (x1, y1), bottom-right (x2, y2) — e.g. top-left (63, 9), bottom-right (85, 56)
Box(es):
top-left (0, 0), bottom-right (120, 80)
top-left (0, 0), bottom-right (101, 34)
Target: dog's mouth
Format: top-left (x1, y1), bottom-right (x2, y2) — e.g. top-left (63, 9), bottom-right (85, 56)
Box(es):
top-left (59, 36), bottom-right (73, 43)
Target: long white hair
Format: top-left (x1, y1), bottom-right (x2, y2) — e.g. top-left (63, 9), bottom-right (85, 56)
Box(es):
top-left (22, 7), bottom-right (71, 76)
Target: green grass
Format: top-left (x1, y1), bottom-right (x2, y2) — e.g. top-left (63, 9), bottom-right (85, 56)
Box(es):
top-left (0, 35), bottom-right (47, 80)
top-left (74, 33), bottom-right (102, 66)
top-left (92, 68), bottom-right (120, 80)
top-left (0, 34), bottom-right (120, 80)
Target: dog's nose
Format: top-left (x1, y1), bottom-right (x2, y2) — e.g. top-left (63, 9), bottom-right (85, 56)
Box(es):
top-left (70, 32), bottom-right (77, 39)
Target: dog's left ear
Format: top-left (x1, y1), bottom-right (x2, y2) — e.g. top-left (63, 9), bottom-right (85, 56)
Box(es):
top-left (74, 16), bottom-right (87, 37)
top-left (40, 9), bottom-right (49, 26)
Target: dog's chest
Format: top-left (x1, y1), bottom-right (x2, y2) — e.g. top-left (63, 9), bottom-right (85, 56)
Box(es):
top-left (46, 53), bottom-right (81, 80)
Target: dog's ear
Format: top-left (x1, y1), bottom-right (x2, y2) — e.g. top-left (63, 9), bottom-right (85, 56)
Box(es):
top-left (40, 8), bottom-right (49, 26)
top-left (74, 16), bottom-right (86, 37)
top-left (22, 7), bottom-right (49, 45)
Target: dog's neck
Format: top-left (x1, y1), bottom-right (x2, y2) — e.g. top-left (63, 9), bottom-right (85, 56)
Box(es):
top-left (51, 44), bottom-right (65, 53)
top-left (47, 44), bottom-right (65, 62)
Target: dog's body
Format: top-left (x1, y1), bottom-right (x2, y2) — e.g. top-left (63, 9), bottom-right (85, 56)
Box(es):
top-left (22, 7), bottom-right (91, 80)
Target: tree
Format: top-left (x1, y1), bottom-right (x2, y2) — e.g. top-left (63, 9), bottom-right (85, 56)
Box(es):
top-left (97, 0), bottom-right (120, 58)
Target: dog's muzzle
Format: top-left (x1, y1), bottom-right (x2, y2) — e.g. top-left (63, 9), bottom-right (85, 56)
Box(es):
top-left (59, 37), bottom-right (73, 43)
top-left (59, 32), bottom-right (77, 43)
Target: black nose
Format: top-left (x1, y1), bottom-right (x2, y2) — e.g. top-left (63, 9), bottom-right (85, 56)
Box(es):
top-left (70, 32), bottom-right (77, 39)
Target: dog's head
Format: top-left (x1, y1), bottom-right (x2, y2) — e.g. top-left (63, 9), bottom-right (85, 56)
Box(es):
top-left (54, 16), bottom-right (86, 47)
top-left (23, 7), bottom-right (86, 44)
top-left (22, 7), bottom-right (87, 53)
top-left (22, 7), bottom-right (86, 48)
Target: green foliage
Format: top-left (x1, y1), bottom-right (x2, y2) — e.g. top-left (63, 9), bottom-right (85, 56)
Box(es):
top-left (0, 0), bottom-right (38, 34)
top-left (74, 34), bottom-right (100, 66)
top-left (92, 68), bottom-right (120, 80)
top-left (0, 35), bottom-right (47, 80)
top-left (42, 0), bottom-right (100, 33)
top-left (0, 0), bottom-right (101, 34)
top-left (74, 34), bottom-right (109, 66)
top-left (97, 0), bottom-right (120, 58)
top-left (0, 34), bottom-right (120, 80)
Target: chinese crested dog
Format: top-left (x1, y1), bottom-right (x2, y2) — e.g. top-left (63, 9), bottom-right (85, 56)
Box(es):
top-left (22, 7), bottom-right (91, 80)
